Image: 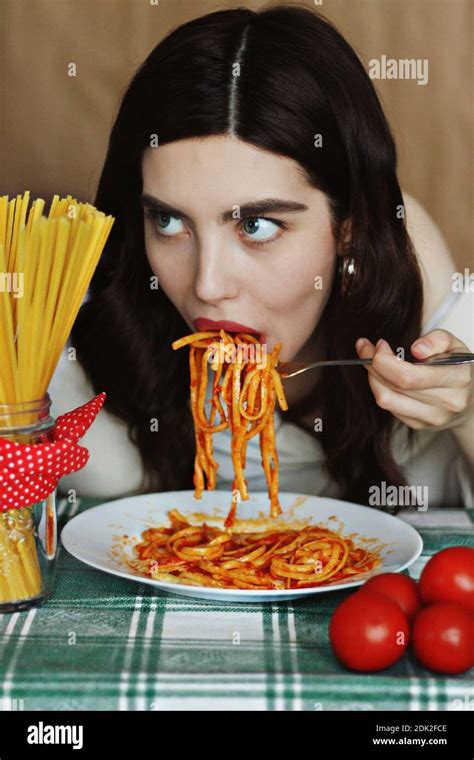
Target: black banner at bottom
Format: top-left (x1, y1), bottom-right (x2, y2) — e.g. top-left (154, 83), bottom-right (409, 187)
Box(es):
top-left (0, 709), bottom-right (472, 757)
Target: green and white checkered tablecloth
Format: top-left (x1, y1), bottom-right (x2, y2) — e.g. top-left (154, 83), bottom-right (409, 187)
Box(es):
top-left (0, 498), bottom-right (473, 711)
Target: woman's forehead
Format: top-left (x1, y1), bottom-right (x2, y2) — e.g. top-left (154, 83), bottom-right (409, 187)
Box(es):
top-left (141, 136), bottom-right (316, 211)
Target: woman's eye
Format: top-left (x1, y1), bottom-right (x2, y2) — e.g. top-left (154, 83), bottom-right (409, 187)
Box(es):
top-left (147, 210), bottom-right (186, 237)
top-left (239, 217), bottom-right (284, 245)
top-left (145, 209), bottom-right (286, 247)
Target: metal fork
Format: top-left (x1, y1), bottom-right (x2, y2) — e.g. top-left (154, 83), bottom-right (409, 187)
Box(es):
top-left (276, 352), bottom-right (474, 379)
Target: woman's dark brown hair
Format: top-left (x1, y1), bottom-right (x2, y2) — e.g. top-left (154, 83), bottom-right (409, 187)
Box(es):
top-left (71, 4), bottom-right (423, 505)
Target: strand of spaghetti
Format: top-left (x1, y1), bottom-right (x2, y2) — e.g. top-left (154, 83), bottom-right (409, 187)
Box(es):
top-left (196, 347), bottom-right (213, 428)
top-left (218, 328), bottom-right (234, 344)
top-left (196, 430), bottom-right (209, 493)
top-left (209, 338), bottom-right (224, 371)
top-left (240, 415), bottom-right (251, 479)
top-left (239, 369), bottom-right (265, 420)
top-left (47, 194), bottom-right (60, 218)
top-left (3, 198), bottom-right (15, 271)
top-left (260, 412), bottom-right (272, 495)
top-left (189, 346), bottom-right (199, 420)
top-left (245, 391), bottom-right (272, 440)
top-left (247, 372), bottom-right (263, 415)
top-left (271, 367), bottom-right (289, 411)
top-left (189, 348), bottom-right (209, 496)
top-left (0, 372), bottom-right (8, 407)
top-left (198, 350), bottom-right (218, 487)
top-left (0, 196), bottom-right (8, 251)
top-left (48, 195), bottom-right (62, 217)
top-left (224, 479), bottom-right (239, 530)
top-left (231, 358), bottom-right (241, 429)
top-left (0, 244), bottom-right (21, 402)
top-left (266, 395), bottom-right (283, 518)
top-left (25, 197), bottom-right (43, 240)
top-left (7, 197), bottom-right (24, 341)
top-left (0, 244), bottom-right (13, 400)
top-left (7, 194), bottom-right (26, 272)
top-left (172, 331), bottom-right (220, 350)
top-left (192, 339), bottom-right (217, 348)
top-left (266, 344), bottom-right (284, 516)
top-left (235, 332), bottom-right (259, 344)
top-left (220, 360), bottom-right (234, 402)
top-left (16, 220), bottom-right (35, 400)
top-left (230, 360), bottom-right (248, 501)
top-left (210, 369), bottom-right (227, 423)
top-left (193, 435), bottom-right (205, 497)
top-left (240, 412), bottom-right (251, 474)
top-left (233, 425), bottom-right (249, 500)
top-left (209, 358), bottom-right (224, 425)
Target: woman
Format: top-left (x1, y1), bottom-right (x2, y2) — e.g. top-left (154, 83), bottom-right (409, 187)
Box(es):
top-left (50, 4), bottom-right (473, 509)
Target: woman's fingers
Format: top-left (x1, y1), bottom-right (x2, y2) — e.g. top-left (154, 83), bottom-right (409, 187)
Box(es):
top-left (355, 331), bottom-right (473, 429)
top-left (357, 335), bottom-right (471, 391)
top-left (358, 347), bottom-right (469, 413)
top-left (410, 328), bottom-right (465, 359)
top-left (366, 371), bottom-right (455, 428)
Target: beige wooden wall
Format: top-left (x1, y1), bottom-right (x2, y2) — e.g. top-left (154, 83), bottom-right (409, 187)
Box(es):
top-left (1, 0), bottom-right (472, 268)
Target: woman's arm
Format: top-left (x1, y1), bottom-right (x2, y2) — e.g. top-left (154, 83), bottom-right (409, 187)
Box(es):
top-left (356, 192), bottom-right (473, 471)
top-left (402, 192), bottom-right (460, 326)
top-left (404, 192), bottom-right (473, 469)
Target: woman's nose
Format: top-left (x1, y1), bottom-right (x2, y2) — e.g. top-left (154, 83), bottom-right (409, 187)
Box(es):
top-left (193, 242), bottom-right (237, 303)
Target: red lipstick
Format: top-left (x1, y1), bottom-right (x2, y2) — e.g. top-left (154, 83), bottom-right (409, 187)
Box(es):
top-left (193, 318), bottom-right (265, 342)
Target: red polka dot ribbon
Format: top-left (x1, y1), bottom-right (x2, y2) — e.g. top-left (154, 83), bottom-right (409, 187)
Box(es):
top-left (0, 393), bottom-right (107, 512)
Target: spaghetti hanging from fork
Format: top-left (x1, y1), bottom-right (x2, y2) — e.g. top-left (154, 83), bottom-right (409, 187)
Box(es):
top-left (172, 330), bottom-right (288, 528)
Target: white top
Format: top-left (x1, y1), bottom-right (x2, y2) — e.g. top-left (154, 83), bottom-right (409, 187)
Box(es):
top-left (49, 289), bottom-right (473, 507)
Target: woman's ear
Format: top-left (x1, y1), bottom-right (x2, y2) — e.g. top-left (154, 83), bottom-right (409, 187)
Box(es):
top-left (336, 218), bottom-right (352, 256)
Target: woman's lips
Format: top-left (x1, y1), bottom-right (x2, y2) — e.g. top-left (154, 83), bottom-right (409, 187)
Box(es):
top-left (193, 318), bottom-right (266, 342)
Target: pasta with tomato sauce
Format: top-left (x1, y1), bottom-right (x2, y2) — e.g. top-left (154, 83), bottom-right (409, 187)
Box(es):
top-left (123, 509), bottom-right (381, 590)
top-left (172, 329), bottom-right (287, 528)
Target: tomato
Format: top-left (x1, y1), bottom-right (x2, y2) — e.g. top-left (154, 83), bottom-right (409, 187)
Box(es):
top-left (419, 547), bottom-right (474, 613)
top-left (329, 590), bottom-right (410, 672)
top-left (412, 602), bottom-right (474, 675)
top-left (360, 572), bottom-right (421, 621)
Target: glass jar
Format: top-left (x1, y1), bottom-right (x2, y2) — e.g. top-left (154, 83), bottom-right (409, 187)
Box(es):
top-left (0, 394), bottom-right (58, 613)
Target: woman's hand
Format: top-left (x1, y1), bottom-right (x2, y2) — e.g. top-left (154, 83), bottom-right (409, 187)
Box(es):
top-left (355, 329), bottom-right (473, 432)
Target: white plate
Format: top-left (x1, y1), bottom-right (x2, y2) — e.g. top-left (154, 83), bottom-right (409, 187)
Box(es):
top-left (61, 491), bottom-right (423, 603)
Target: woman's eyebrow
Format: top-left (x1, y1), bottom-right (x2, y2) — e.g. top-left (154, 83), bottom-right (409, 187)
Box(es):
top-left (141, 194), bottom-right (308, 223)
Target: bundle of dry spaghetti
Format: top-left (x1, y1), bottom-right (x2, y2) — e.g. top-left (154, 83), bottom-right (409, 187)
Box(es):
top-left (0, 191), bottom-right (114, 605)
top-left (172, 329), bottom-right (288, 527)
top-left (0, 191), bottom-right (114, 406)
top-left (119, 509), bottom-right (381, 590)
